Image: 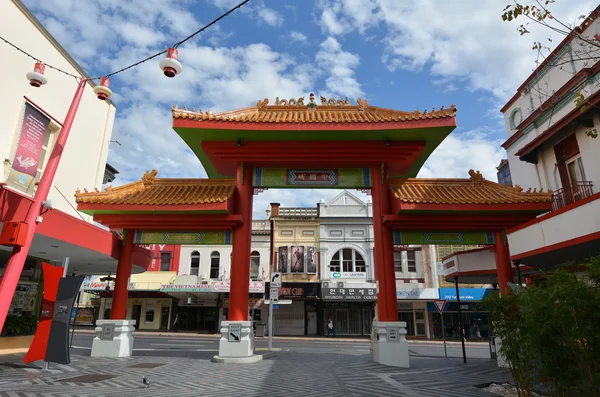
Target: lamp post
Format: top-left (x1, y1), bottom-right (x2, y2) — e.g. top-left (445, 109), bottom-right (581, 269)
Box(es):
top-left (0, 77), bottom-right (87, 334)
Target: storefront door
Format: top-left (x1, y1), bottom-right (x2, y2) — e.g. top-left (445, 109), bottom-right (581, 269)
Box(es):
top-left (415, 310), bottom-right (426, 336)
top-left (398, 311), bottom-right (414, 336)
top-left (131, 304), bottom-right (142, 329)
top-left (161, 306), bottom-right (170, 329)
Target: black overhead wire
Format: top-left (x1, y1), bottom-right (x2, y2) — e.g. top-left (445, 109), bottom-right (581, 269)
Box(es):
top-left (1, 0), bottom-right (250, 81)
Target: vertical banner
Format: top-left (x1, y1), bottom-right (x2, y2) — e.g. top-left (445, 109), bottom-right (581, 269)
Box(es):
top-left (290, 246), bottom-right (304, 273)
top-left (278, 246), bottom-right (288, 273)
top-left (306, 246), bottom-right (317, 274)
top-left (45, 275), bottom-right (85, 365)
top-left (12, 102), bottom-right (51, 176)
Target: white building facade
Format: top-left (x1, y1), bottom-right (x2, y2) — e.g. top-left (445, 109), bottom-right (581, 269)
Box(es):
top-left (501, 7), bottom-right (600, 271)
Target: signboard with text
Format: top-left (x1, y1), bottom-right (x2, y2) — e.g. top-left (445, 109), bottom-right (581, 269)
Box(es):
top-left (160, 284), bottom-right (212, 293)
top-left (322, 287), bottom-right (377, 301)
top-left (331, 272), bottom-right (367, 279)
top-left (211, 281), bottom-right (265, 293)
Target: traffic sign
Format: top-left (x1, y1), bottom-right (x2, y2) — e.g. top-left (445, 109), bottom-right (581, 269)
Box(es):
top-left (386, 327), bottom-right (399, 342)
top-left (433, 299), bottom-right (447, 314)
top-left (270, 286), bottom-right (279, 303)
top-left (228, 323), bottom-right (241, 343)
top-left (270, 272), bottom-right (282, 287)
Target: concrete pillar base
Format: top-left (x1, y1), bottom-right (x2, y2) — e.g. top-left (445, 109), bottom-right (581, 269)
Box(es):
top-left (91, 320), bottom-right (135, 358)
top-left (370, 321), bottom-right (410, 368)
top-left (214, 321), bottom-right (254, 360)
top-left (495, 336), bottom-right (509, 368)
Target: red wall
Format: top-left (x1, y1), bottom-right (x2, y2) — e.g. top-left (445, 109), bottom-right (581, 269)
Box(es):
top-left (139, 244), bottom-right (181, 272)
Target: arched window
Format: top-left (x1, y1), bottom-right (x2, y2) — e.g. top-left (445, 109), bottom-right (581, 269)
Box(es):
top-left (250, 251), bottom-right (260, 280)
top-left (329, 249), bottom-right (366, 274)
top-left (210, 251), bottom-right (220, 279)
top-left (190, 251), bottom-right (200, 276)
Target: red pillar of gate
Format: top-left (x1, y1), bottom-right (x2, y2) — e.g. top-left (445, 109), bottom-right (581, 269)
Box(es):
top-left (371, 165), bottom-right (398, 322)
top-left (111, 229), bottom-right (135, 320)
top-left (229, 163), bottom-right (253, 321)
top-left (493, 230), bottom-right (512, 295)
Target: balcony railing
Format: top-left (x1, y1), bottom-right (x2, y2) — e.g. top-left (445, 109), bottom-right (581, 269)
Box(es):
top-left (552, 181), bottom-right (594, 211)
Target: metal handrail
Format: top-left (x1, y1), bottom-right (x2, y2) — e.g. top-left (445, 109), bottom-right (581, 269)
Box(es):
top-left (552, 181), bottom-right (594, 211)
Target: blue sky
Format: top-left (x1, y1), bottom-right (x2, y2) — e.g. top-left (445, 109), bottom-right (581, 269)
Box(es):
top-left (22, 0), bottom-right (596, 218)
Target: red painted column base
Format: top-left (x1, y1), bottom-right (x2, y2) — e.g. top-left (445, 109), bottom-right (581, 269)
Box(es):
top-left (494, 230), bottom-right (512, 294)
top-left (111, 229), bottom-right (135, 320)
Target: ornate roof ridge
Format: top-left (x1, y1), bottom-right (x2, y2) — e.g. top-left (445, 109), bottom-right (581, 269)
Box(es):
top-left (391, 169), bottom-right (553, 197)
top-left (171, 96), bottom-right (457, 121)
top-left (75, 170), bottom-right (235, 202)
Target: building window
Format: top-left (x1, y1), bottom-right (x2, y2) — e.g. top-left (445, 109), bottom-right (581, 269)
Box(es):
top-left (394, 251), bottom-right (403, 272)
top-left (190, 251), bottom-right (200, 276)
top-left (330, 230), bottom-right (343, 236)
top-left (407, 250), bottom-right (417, 272)
top-left (302, 230), bottom-right (315, 235)
top-left (250, 251), bottom-right (260, 280)
top-left (281, 230), bottom-right (293, 236)
top-left (566, 155), bottom-right (586, 185)
top-left (329, 249), bottom-right (366, 274)
top-left (160, 252), bottom-right (171, 271)
top-left (210, 251), bottom-right (220, 279)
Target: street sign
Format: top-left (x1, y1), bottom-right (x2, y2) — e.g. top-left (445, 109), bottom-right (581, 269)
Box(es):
top-left (270, 272), bottom-right (282, 287)
top-left (386, 327), bottom-right (399, 342)
top-left (270, 287), bottom-right (279, 303)
top-left (228, 323), bottom-right (241, 343)
top-left (433, 299), bottom-right (447, 314)
top-left (101, 323), bottom-right (115, 341)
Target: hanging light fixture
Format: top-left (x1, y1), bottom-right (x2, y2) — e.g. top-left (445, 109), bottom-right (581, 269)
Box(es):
top-left (93, 77), bottom-right (113, 101)
top-left (159, 48), bottom-right (183, 78)
top-left (26, 62), bottom-right (48, 87)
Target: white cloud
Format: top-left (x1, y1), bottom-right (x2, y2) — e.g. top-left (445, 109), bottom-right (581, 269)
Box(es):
top-left (289, 31), bottom-right (308, 43)
top-left (258, 7), bottom-right (284, 27)
top-left (316, 0), bottom-right (597, 100)
top-left (418, 129), bottom-right (505, 181)
top-left (316, 37), bottom-right (363, 99)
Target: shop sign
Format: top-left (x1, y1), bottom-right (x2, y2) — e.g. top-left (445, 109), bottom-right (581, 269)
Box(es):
top-left (275, 282), bottom-right (320, 299)
top-left (211, 281), bottom-right (265, 293)
top-left (82, 276), bottom-right (135, 291)
top-left (322, 287), bottom-right (377, 301)
top-left (396, 288), bottom-right (439, 300)
top-left (222, 298), bottom-right (263, 309)
top-left (331, 272), bottom-right (367, 279)
top-left (160, 284), bottom-right (212, 292)
top-left (74, 308), bottom-right (95, 325)
top-left (397, 302), bottom-right (413, 311)
top-left (438, 288), bottom-right (491, 301)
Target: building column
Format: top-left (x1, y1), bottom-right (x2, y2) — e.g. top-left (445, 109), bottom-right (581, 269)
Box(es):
top-left (111, 229), bottom-right (135, 320)
top-left (229, 163), bottom-right (253, 321)
top-left (371, 165), bottom-right (398, 322)
top-left (494, 230), bottom-right (512, 295)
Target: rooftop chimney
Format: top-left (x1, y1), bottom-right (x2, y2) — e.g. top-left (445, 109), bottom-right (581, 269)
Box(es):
top-left (270, 202), bottom-right (280, 218)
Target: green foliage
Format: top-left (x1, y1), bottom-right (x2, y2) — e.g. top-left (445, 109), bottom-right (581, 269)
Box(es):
top-left (479, 257), bottom-right (600, 396)
top-left (0, 315), bottom-right (38, 337)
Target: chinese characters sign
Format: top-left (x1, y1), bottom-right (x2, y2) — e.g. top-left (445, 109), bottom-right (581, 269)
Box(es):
top-left (287, 170), bottom-right (338, 185)
top-left (322, 287), bottom-right (377, 301)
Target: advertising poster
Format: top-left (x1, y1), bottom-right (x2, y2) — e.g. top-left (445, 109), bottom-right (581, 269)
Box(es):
top-left (12, 102), bottom-right (51, 177)
top-left (75, 308), bottom-right (95, 325)
top-left (278, 246), bottom-right (288, 273)
top-left (306, 246), bottom-right (317, 274)
top-left (290, 246), bottom-right (304, 273)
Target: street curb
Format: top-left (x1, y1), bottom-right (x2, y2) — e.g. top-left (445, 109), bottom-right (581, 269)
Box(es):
top-left (211, 352), bottom-right (276, 364)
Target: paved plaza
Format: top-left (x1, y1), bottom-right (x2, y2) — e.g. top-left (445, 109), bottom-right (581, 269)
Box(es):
top-left (0, 337), bottom-right (511, 397)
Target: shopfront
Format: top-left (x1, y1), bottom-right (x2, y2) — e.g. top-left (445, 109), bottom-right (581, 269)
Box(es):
top-left (429, 288), bottom-right (492, 340)
top-left (320, 283), bottom-right (376, 336)
top-left (99, 296), bottom-right (174, 331)
top-left (159, 283), bottom-right (215, 332)
top-left (269, 282), bottom-right (320, 336)
top-left (396, 287), bottom-right (439, 339)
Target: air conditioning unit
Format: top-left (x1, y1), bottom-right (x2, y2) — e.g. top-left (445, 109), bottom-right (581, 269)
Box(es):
top-left (337, 282), bottom-right (344, 288)
top-left (200, 280), bottom-right (210, 285)
top-left (200, 273), bottom-right (207, 280)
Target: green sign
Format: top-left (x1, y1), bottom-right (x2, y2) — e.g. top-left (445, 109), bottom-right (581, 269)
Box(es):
top-left (133, 230), bottom-right (232, 245)
top-left (393, 231), bottom-right (495, 245)
top-left (253, 168), bottom-right (372, 188)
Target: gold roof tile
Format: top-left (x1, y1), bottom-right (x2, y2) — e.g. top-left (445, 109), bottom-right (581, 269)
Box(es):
top-left (391, 170), bottom-right (553, 205)
top-left (75, 170), bottom-right (235, 206)
top-left (172, 96), bottom-right (456, 124)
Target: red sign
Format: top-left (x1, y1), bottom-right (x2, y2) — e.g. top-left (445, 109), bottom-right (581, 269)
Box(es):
top-left (12, 103), bottom-right (51, 177)
top-left (434, 299), bottom-right (447, 314)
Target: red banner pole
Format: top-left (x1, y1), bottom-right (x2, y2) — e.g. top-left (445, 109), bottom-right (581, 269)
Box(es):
top-left (0, 78), bottom-right (87, 334)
